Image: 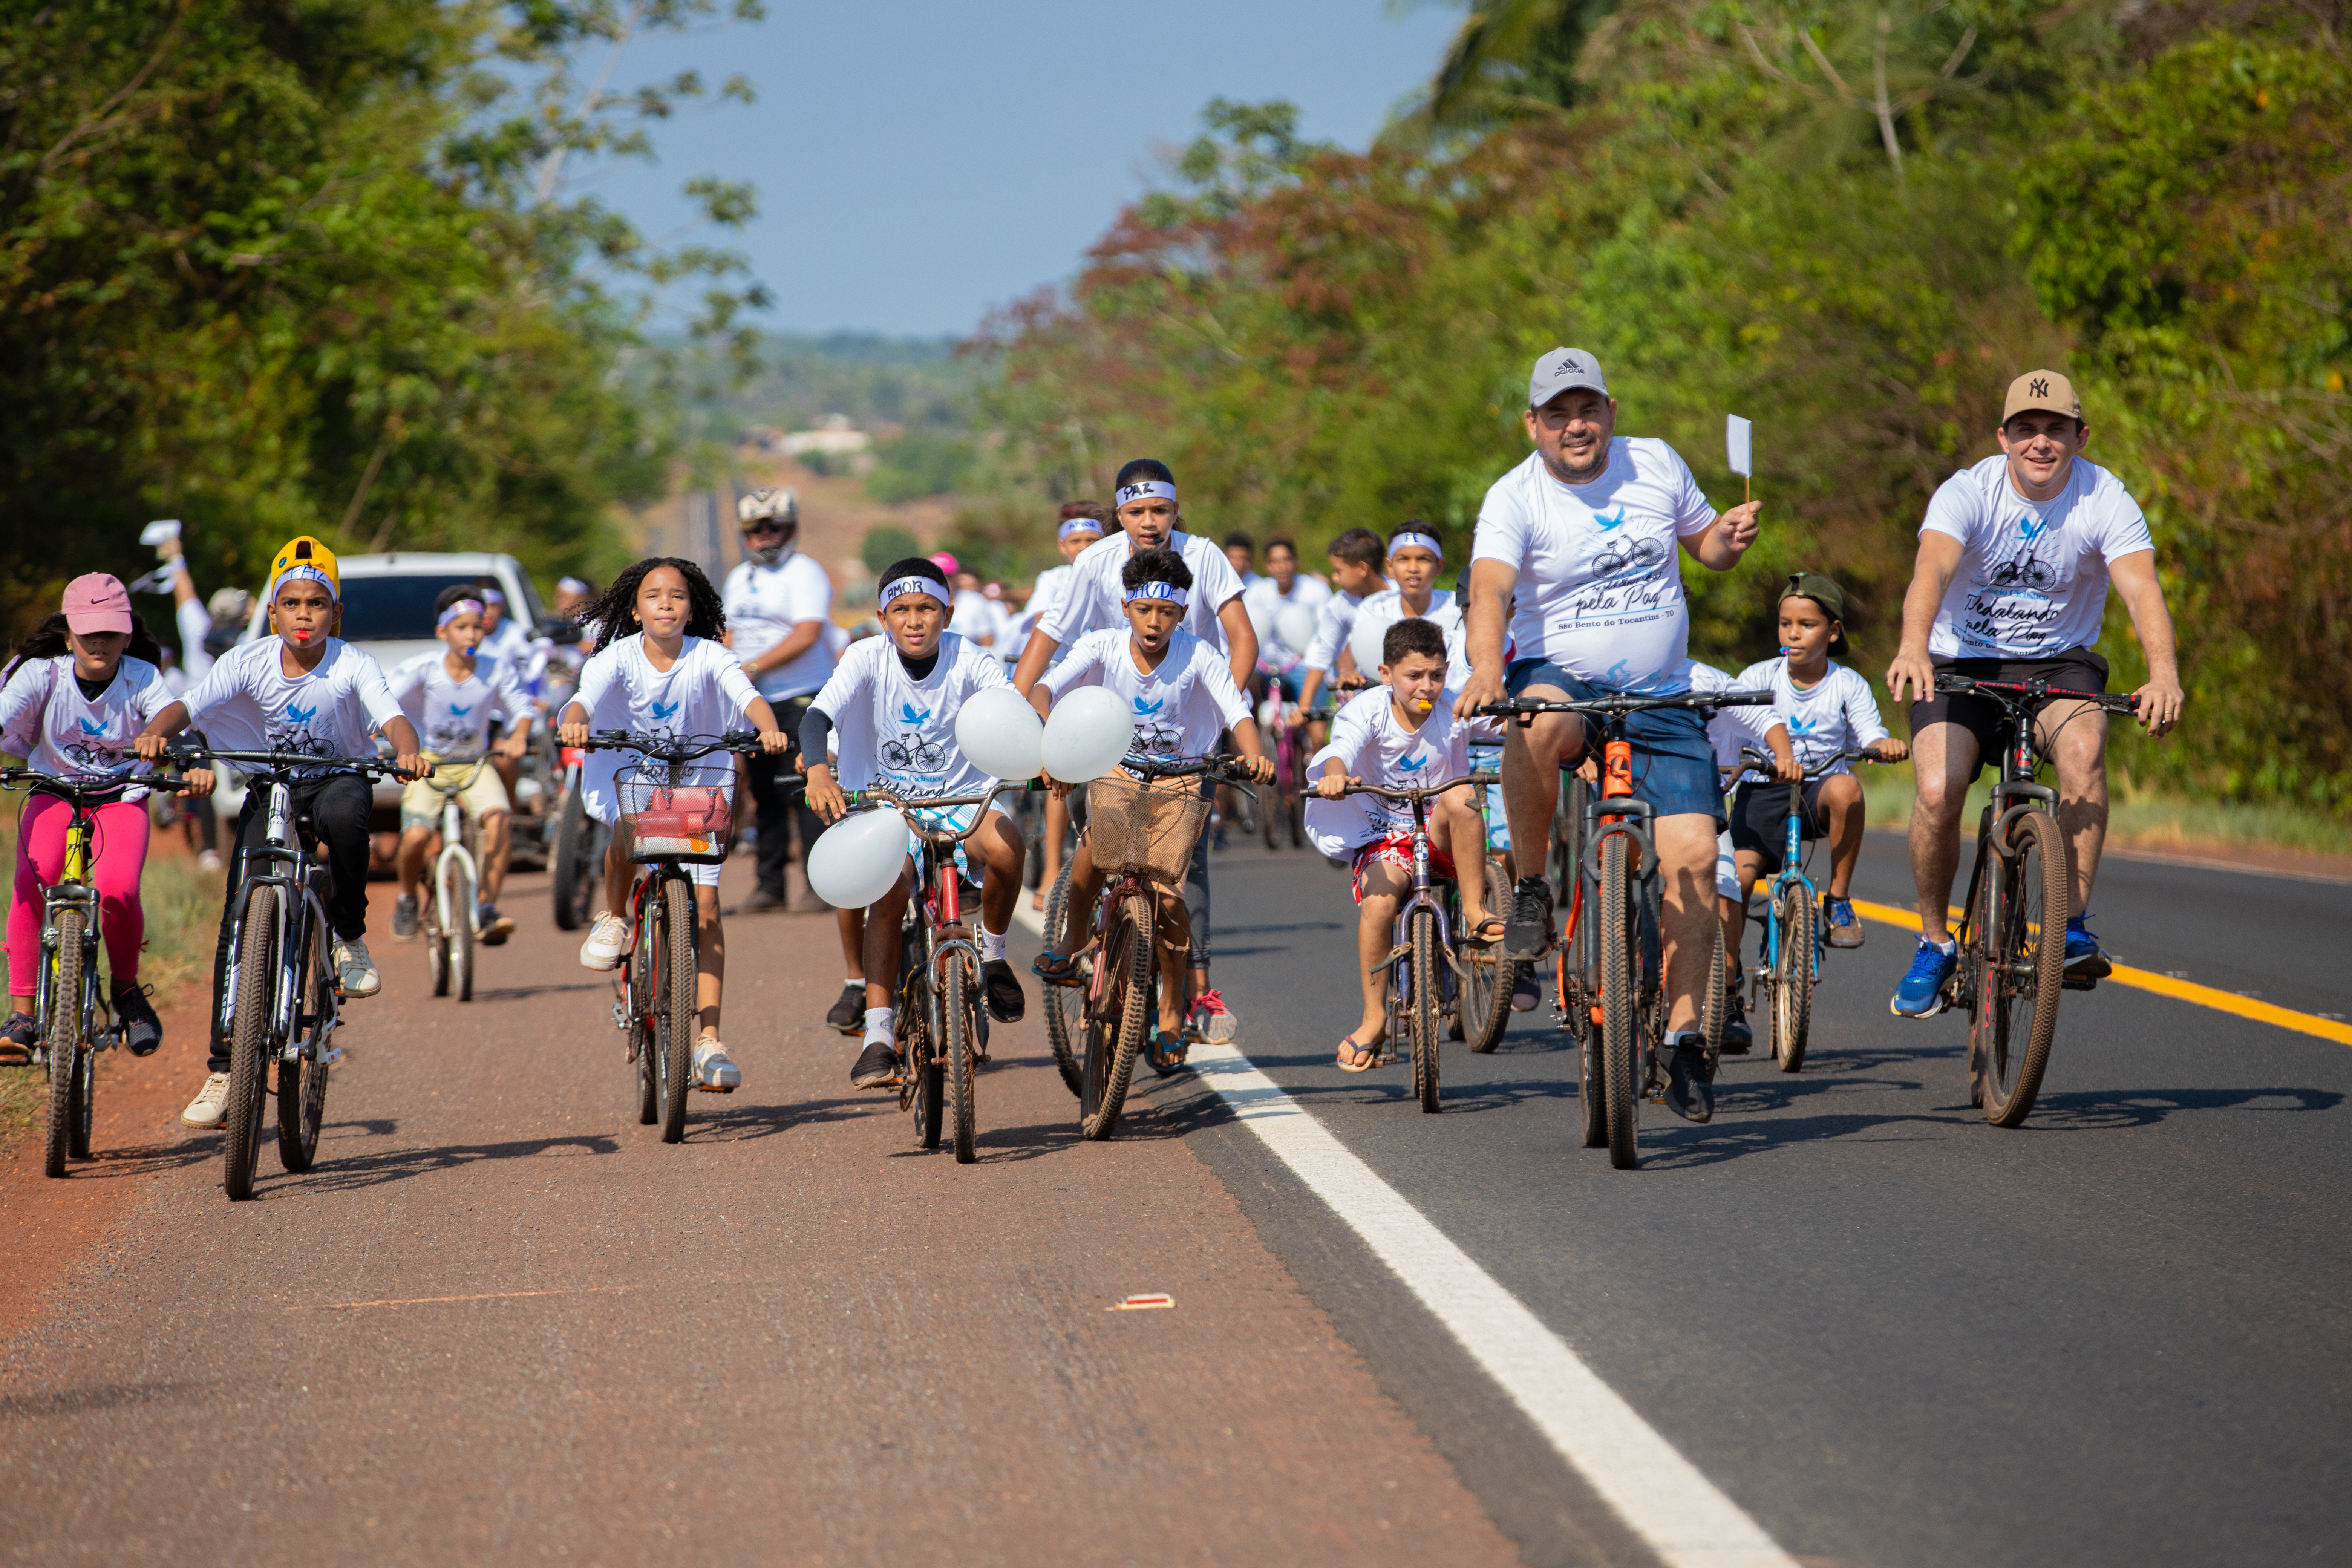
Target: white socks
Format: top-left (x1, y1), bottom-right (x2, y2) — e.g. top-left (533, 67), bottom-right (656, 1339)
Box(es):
top-left (979, 928), bottom-right (1007, 963)
top-left (863, 1006), bottom-right (894, 1047)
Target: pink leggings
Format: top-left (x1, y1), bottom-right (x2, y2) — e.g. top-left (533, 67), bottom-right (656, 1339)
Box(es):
top-left (9, 795), bottom-right (150, 1000)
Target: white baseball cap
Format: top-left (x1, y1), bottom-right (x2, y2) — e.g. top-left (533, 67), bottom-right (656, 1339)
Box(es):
top-left (1529, 347), bottom-right (1608, 408)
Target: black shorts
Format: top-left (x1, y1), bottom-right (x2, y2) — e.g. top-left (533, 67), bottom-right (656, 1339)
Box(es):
top-left (1908, 650), bottom-right (2109, 784)
top-left (1728, 779), bottom-right (1828, 877)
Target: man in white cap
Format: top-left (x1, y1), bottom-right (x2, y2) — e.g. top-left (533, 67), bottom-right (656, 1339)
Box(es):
top-left (1454, 347), bottom-right (1765, 1123)
top-left (1884, 370), bottom-right (2183, 1019)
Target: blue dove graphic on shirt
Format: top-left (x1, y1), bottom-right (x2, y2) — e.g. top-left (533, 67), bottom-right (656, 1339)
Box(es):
top-left (287, 703), bottom-right (318, 724)
top-left (1132, 697), bottom-right (1165, 717)
top-left (900, 702), bottom-right (931, 725)
top-left (2017, 514), bottom-right (2050, 541)
top-left (1591, 507), bottom-right (1628, 531)
top-left (79, 717), bottom-right (109, 736)
top-left (1397, 752), bottom-right (1429, 773)
top-left (449, 702), bottom-right (473, 717)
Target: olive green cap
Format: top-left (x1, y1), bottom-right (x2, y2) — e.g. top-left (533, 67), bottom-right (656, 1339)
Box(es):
top-left (1780, 571), bottom-right (1850, 656)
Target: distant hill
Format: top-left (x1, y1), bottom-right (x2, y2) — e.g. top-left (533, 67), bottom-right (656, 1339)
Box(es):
top-left (665, 330), bottom-right (982, 443)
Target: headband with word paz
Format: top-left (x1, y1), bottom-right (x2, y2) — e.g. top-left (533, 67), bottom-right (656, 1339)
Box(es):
top-left (1122, 580), bottom-right (1190, 608)
top-left (1388, 530), bottom-right (1444, 560)
top-left (1058, 517), bottom-right (1105, 542)
top-left (438, 598), bottom-right (486, 630)
top-left (879, 574), bottom-right (948, 610)
top-left (1114, 479), bottom-right (1178, 508)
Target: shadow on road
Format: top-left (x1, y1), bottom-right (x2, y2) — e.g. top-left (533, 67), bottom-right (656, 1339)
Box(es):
top-left (690, 1095), bottom-right (880, 1143)
top-left (472, 981), bottom-right (610, 1003)
top-left (282, 1131), bottom-right (623, 1194)
top-left (2028, 1084), bottom-right (2344, 1130)
top-left (0, 1380), bottom-right (195, 1422)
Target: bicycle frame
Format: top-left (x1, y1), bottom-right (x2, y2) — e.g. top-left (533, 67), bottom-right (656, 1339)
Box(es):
top-left (1345, 772), bottom-right (1496, 1064)
top-left (220, 776), bottom-right (342, 1065)
top-left (1742, 747), bottom-right (1872, 997)
top-left (428, 765), bottom-right (485, 940)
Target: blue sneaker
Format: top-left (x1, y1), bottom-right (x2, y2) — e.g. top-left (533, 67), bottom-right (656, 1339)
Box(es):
top-left (2063, 915), bottom-right (2111, 980)
top-left (1890, 939), bottom-right (1957, 1017)
top-left (1822, 894), bottom-right (1864, 949)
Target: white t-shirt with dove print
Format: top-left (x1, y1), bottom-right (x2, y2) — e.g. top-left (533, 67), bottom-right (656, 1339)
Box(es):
top-left (1921, 454), bottom-right (2154, 659)
top-left (574, 634), bottom-right (764, 829)
top-left (0, 654), bottom-right (176, 796)
top-left (1731, 655), bottom-right (1887, 782)
top-left (1039, 628), bottom-right (1251, 765)
top-left (808, 631), bottom-right (1011, 799)
top-left (1470, 438), bottom-right (1719, 691)
top-left (1303, 683), bottom-right (1473, 854)
top-left (180, 637), bottom-right (404, 772)
top-left (387, 651), bottom-right (529, 761)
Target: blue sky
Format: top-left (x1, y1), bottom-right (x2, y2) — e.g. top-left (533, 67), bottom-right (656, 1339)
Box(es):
top-left (573, 1), bottom-right (1462, 337)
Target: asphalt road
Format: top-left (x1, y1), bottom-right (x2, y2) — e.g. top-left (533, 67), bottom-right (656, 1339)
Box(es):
top-left (3, 828), bottom-right (2347, 1568)
top-left (1169, 827), bottom-right (2352, 1568)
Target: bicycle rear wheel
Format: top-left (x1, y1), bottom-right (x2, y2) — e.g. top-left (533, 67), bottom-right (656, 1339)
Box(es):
top-left (43, 910), bottom-right (84, 1178)
top-left (1408, 908), bottom-right (1442, 1114)
top-left (277, 924), bottom-right (333, 1173)
top-left (68, 1034), bottom-right (95, 1162)
top-left (551, 786), bottom-right (595, 931)
top-left (1081, 893), bottom-right (1153, 1141)
top-left (1975, 809), bottom-right (2069, 1126)
top-left (1598, 833), bottom-right (1642, 1170)
top-left (1771, 884), bottom-right (1816, 1073)
top-left (1041, 859), bottom-right (1084, 1097)
top-left (223, 887), bottom-right (279, 1200)
top-left (1699, 921), bottom-right (1727, 1082)
top-left (945, 955), bottom-right (979, 1164)
top-left (657, 878), bottom-right (695, 1144)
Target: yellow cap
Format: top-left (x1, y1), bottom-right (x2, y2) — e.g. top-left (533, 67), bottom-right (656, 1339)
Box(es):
top-left (266, 536), bottom-right (341, 603)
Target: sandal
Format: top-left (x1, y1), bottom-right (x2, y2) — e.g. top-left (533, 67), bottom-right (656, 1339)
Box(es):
top-left (1467, 916), bottom-right (1506, 945)
top-left (1337, 1034), bottom-right (1380, 1073)
top-left (1031, 949), bottom-right (1083, 986)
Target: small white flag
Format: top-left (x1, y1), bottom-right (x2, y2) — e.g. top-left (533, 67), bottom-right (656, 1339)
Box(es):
top-left (1725, 416), bottom-right (1753, 479)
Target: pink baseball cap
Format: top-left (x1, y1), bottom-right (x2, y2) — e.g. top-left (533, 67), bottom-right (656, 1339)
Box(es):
top-left (62, 573), bottom-right (134, 635)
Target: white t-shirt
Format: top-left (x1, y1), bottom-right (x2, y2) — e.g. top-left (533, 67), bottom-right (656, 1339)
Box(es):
top-left (1732, 656), bottom-right (1886, 781)
top-left (479, 616), bottom-right (535, 672)
top-left (1922, 454), bottom-right (2155, 659)
top-left (1318, 587), bottom-right (1455, 679)
top-left (1040, 629), bottom-right (1250, 764)
top-left (1019, 564), bottom-right (1076, 642)
top-left (181, 638), bottom-right (404, 769)
top-left (1687, 660), bottom-right (1786, 778)
top-left (1300, 588), bottom-right (1368, 676)
top-left (949, 588), bottom-right (1009, 650)
top-left (809, 632), bottom-right (1011, 798)
top-left (574, 634), bottom-right (762, 749)
top-left (1306, 684), bottom-right (1472, 850)
top-left (1245, 573), bottom-right (1334, 674)
top-left (1037, 530), bottom-right (1248, 652)
top-left (387, 651), bottom-right (529, 760)
top-left (1470, 439), bottom-right (1718, 690)
top-left (0, 655), bottom-right (175, 793)
top-left (723, 553), bottom-right (838, 700)
top-left (169, 597), bottom-right (214, 695)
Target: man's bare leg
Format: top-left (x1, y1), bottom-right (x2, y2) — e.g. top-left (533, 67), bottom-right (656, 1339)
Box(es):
top-left (1907, 722), bottom-right (1978, 944)
top-left (1655, 814), bottom-right (1721, 1034)
top-left (2041, 700), bottom-right (2109, 917)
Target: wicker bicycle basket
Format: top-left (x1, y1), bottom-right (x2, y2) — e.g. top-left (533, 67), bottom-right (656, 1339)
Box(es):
top-left (619, 763), bottom-right (734, 865)
top-left (1085, 769), bottom-right (1210, 885)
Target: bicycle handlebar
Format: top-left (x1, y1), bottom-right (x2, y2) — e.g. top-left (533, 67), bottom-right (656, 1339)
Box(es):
top-left (573, 728), bottom-right (770, 761)
top-left (0, 766), bottom-right (199, 798)
top-left (1479, 689), bottom-right (1773, 723)
top-left (1737, 745), bottom-right (1879, 781)
top-left (1931, 673), bottom-right (2139, 715)
top-left (1334, 771), bottom-right (1499, 803)
top-left (164, 746), bottom-right (413, 780)
top-left (840, 782), bottom-right (1025, 844)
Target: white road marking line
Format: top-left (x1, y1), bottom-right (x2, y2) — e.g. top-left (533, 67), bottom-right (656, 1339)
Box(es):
top-left (1017, 887), bottom-right (1795, 1563)
top-left (1187, 1040), bottom-right (1799, 1568)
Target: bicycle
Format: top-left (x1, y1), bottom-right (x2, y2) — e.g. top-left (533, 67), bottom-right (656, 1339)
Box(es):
top-left (414, 758), bottom-right (497, 1003)
top-left (1734, 745), bottom-right (1877, 1074)
top-left (1929, 673), bottom-right (2138, 1126)
top-left (1, 766), bottom-right (199, 1178)
top-left (1483, 688), bottom-right (1771, 1169)
top-left (578, 729), bottom-right (767, 1144)
top-left (173, 747), bottom-right (409, 1200)
top-left (834, 784), bottom-right (1023, 1163)
top-left (1052, 754), bottom-right (1240, 1140)
top-left (548, 739), bottom-right (607, 932)
top-left (1332, 770), bottom-right (1501, 1112)
top-left (1256, 679), bottom-right (1308, 850)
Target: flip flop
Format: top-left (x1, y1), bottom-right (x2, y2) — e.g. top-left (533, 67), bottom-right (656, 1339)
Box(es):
top-left (1031, 950), bottom-right (1083, 986)
top-left (1337, 1035), bottom-right (1380, 1073)
top-left (1467, 916), bottom-right (1507, 945)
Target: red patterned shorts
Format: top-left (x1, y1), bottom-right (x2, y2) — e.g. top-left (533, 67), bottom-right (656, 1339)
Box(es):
top-left (1350, 831), bottom-right (1455, 904)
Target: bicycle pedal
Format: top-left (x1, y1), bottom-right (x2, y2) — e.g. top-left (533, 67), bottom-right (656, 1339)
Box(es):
top-left (692, 1082), bottom-right (736, 1093)
top-left (2062, 974), bottom-right (2098, 992)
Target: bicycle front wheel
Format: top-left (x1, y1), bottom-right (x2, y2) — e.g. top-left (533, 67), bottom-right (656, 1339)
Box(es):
top-left (945, 956), bottom-right (979, 1164)
top-left (1598, 833), bottom-right (1642, 1170)
top-left (1081, 892), bottom-right (1153, 1141)
top-left (551, 786), bottom-right (594, 931)
top-left (1699, 920), bottom-right (1727, 1083)
top-left (1042, 858), bottom-right (1084, 1098)
top-left (657, 878), bottom-right (695, 1144)
top-left (43, 908), bottom-right (85, 1178)
top-left (277, 923), bottom-right (334, 1173)
top-left (1771, 884), bottom-right (1816, 1073)
top-left (1408, 908), bottom-right (1442, 1114)
top-left (223, 886), bottom-right (280, 1200)
top-left (1975, 809), bottom-right (2069, 1126)
top-left (446, 858), bottom-right (475, 1003)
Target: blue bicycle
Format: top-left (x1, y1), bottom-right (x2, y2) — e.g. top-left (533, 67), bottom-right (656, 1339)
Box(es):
top-left (1738, 746), bottom-right (1875, 1073)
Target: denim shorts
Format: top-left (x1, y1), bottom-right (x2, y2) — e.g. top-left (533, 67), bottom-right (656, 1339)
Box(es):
top-left (1504, 658), bottom-right (1726, 825)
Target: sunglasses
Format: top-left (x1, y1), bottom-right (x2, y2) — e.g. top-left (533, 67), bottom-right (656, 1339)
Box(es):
top-left (742, 521), bottom-right (794, 537)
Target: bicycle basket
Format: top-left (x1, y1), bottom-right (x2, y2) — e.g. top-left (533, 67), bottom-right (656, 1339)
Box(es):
top-left (619, 765), bottom-right (734, 864)
top-left (1086, 769), bottom-right (1210, 885)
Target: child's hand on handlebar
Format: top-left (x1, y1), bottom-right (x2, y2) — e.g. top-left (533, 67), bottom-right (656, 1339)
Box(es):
top-left (1868, 737), bottom-right (1909, 764)
top-left (559, 718), bottom-right (590, 747)
top-left (757, 728), bottom-right (789, 755)
top-left (184, 767), bottom-right (216, 799)
top-left (804, 765), bottom-right (847, 822)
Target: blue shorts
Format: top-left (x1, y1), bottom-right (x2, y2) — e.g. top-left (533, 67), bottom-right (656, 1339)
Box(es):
top-left (1504, 658), bottom-right (1725, 826)
top-left (1262, 666), bottom-right (1306, 704)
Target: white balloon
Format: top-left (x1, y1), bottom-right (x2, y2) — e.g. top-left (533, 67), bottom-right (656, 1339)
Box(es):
top-left (1274, 602), bottom-right (1318, 654)
top-left (806, 807), bottom-right (912, 909)
top-left (1246, 599), bottom-right (1276, 646)
top-left (954, 686), bottom-right (1044, 781)
top-left (1041, 686), bottom-right (1135, 784)
top-left (1348, 615), bottom-right (1389, 686)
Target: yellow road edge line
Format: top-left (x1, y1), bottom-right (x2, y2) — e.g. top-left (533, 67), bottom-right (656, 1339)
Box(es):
top-left (1846, 897), bottom-right (2352, 1048)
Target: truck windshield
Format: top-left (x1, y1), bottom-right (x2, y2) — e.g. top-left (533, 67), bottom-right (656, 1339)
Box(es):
top-left (337, 576), bottom-right (496, 642)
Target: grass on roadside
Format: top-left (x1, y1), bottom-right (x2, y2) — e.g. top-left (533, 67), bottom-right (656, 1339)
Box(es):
top-left (0, 810), bottom-right (224, 1148)
top-left (1858, 768), bottom-right (2352, 858)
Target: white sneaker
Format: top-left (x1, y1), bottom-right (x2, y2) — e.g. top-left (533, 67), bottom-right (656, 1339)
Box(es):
top-left (580, 911), bottom-right (631, 972)
top-left (196, 849), bottom-right (224, 873)
top-left (181, 1072), bottom-right (232, 1129)
top-left (333, 937), bottom-right (380, 997)
top-left (693, 1036), bottom-right (740, 1092)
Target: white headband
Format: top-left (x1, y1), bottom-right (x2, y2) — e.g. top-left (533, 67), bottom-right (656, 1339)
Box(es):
top-left (1115, 479), bottom-right (1177, 507)
top-left (1122, 580), bottom-right (1190, 608)
top-left (480, 587), bottom-right (507, 606)
top-left (1389, 530), bottom-right (1443, 560)
top-left (438, 598), bottom-right (486, 629)
top-left (1058, 518), bottom-right (1104, 541)
top-left (267, 564), bottom-right (338, 605)
top-left (879, 575), bottom-right (946, 610)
